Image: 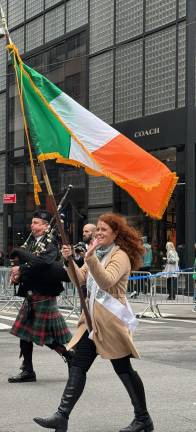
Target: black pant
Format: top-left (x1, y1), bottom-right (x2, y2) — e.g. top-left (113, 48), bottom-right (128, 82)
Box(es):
top-left (167, 277), bottom-right (177, 299)
top-left (72, 330), bottom-right (137, 375)
top-left (70, 331), bottom-right (148, 420)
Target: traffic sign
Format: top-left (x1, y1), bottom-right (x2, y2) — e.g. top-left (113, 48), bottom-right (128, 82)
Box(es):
top-left (3, 193), bottom-right (17, 204)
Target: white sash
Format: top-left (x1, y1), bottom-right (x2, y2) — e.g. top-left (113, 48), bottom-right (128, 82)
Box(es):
top-left (96, 287), bottom-right (138, 333)
top-left (87, 253), bottom-right (138, 338)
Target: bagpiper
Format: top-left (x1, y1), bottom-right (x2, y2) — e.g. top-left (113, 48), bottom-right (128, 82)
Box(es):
top-left (8, 209), bottom-right (73, 383)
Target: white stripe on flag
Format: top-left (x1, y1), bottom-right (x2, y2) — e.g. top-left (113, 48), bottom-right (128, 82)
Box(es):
top-left (50, 92), bottom-right (119, 153)
top-left (70, 137), bottom-right (101, 172)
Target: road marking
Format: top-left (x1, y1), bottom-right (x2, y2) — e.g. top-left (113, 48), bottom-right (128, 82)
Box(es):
top-left (157, 317), bottom-right (196, 324)
top-left (0, 314), bottom-right (15, 321)
top-left (0, 311), bottom-right (195, 330)
top-left (0, 323), bottom-right (11, 329)
top-left (138, 319), bottom-right (166, 324)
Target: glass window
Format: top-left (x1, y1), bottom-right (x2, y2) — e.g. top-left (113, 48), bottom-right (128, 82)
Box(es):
top-left (26, 17), bottom-right (44, 52)
top-left (45, 34), bottom-right (87, 106)
top-left (115, 40), bottom-right (143, 122)
top-left (89, 0), bottom-right (114, 54)
top-left (65, 73), bottom-right (80, 99)
top-left (59, 166), bottom-right (85, 192)
top-left (0, 93), bottom-right (6, 151)
top-left (8, 73), bottom-right (25, 150)
top-left (145, 27), bottom-right (176, 115)
top-left (89, 51), bottom-right (113, 124)
top-left (26, 0), bottom-right (44, 19)
top-left (87, 207), bottom-right (113, 225)
top-left (66, 32), bottom-right (86, 58)
top-left (14, 163), bottom-right (25, 185)
top-left (178, 22), bottom-right (186, 108)
top-left (10, 26), bottom-right (24, 54)
top-left (8, 0), bottom-right (25, 28)
top-left (45, 0), bottom-right (61, 8)
top-left (44, 43), bottom-right (65, 86)
top-left (179, 0), bottom-right (186, 18)
top-left (88, 176), bottom-right (113, 206)
top-left (66, 0), bottom-right (88, 33)
top-left (145, 0), bottom-right (176, 32)
top-left (0, 37), bottom-right (6, 91)
top-left (116, 0), bottom-right (143, 43)
top-left (45, 5), bottom-right (65, 43)
top-left (26, 52), bottom-right (47, 71)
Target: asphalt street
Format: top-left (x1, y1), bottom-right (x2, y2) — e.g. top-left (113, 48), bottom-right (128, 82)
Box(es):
top-left (0, 317), bottom-right (195, 432)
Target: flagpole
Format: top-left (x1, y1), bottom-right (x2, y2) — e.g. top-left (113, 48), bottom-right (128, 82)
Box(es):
top-left (39, 162), bottom-right (92, 331)
top-left (0, 5), bottom-right (92, 332)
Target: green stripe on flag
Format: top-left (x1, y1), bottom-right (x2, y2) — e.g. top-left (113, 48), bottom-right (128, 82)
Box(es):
top-left (16, 60), bottom-right (71, 159)
top-left (24, 63), bottom-right (61, 103)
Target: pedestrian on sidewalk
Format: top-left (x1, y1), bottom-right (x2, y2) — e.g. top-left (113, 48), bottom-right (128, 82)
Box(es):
top-left (8, 209), bottom-right (73, 383)
top-left (140, 236), bottom-right (153, 294)
top-left (163, 241), bottom-right (179, 300)
top-left (34, 212), bottom-right (154, 432)
top-left (0, 249), bottom-right (4, 266)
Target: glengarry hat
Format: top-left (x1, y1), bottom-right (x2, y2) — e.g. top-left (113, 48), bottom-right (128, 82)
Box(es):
top-left (33, 209), bottom-right (52, 223)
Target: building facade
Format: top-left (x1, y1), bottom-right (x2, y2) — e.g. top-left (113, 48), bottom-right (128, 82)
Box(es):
top-left (0, 0), bottom-right (195, 268)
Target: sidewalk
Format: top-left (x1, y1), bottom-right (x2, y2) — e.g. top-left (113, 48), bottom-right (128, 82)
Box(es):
top-left (131, 298), bottom-right (196, 320)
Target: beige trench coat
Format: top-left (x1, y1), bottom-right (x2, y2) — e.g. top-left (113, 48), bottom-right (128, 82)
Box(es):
top-left (66, 245), bottom-right (140, 360)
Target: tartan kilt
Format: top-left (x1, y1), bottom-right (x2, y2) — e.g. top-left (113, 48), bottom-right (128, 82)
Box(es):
top-left (10, 294), bottom-right (72, 346)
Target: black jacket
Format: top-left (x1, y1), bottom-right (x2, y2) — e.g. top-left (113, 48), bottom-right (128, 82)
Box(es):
top-left (10, 237), bottom-right (68, 297)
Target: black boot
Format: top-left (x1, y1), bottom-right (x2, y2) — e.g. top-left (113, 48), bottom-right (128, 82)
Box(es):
top-left (8, 369), bottom-right (36, 383)
top-left (33, 366), bottom-right (86, 431)
top-left (118, 372), bottom-right (154, 432)
top-left (8, 340), bottom-right (36, 383)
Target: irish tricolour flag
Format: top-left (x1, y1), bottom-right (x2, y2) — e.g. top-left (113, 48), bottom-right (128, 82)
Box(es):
top-left (8, 43), bottom-right (177, 219)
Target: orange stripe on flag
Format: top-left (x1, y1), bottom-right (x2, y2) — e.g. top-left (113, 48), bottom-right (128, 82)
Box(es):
top-left (92, 133), bottom-right (178, 218)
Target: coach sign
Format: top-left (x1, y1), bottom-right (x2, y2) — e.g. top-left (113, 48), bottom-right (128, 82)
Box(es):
top-left (134, 127), bottom-right (160, 138)
top-left (3, 193), bottom-right (16, 204)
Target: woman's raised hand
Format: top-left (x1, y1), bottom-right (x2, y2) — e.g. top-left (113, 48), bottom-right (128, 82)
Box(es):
top-left (61, 244), bottom-right (72, 260)
top-left (85, 238), bottom-right (99, 259)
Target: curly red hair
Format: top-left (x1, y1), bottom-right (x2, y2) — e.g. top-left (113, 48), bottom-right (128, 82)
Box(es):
top-left (98, 213), bottom-right (144, 270)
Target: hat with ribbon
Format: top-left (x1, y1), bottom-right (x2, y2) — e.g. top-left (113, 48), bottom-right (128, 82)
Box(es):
top-left (33, 209), bottom-right (52, 223)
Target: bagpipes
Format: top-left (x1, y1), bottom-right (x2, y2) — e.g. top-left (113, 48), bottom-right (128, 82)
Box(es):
top-left (10, 185), bottom-right (74, 291)
top-left (18, 184), bottom-right (73, 258)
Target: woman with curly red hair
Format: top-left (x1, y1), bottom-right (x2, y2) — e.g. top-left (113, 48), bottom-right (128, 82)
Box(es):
top-left (34, 213), bottom-right (154, 432)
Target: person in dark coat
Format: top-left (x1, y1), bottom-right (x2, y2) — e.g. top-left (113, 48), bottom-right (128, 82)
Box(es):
top-left (8, 209), bottom-right (72, 383)
top-left (0, 249), bottom-right (4, 266)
